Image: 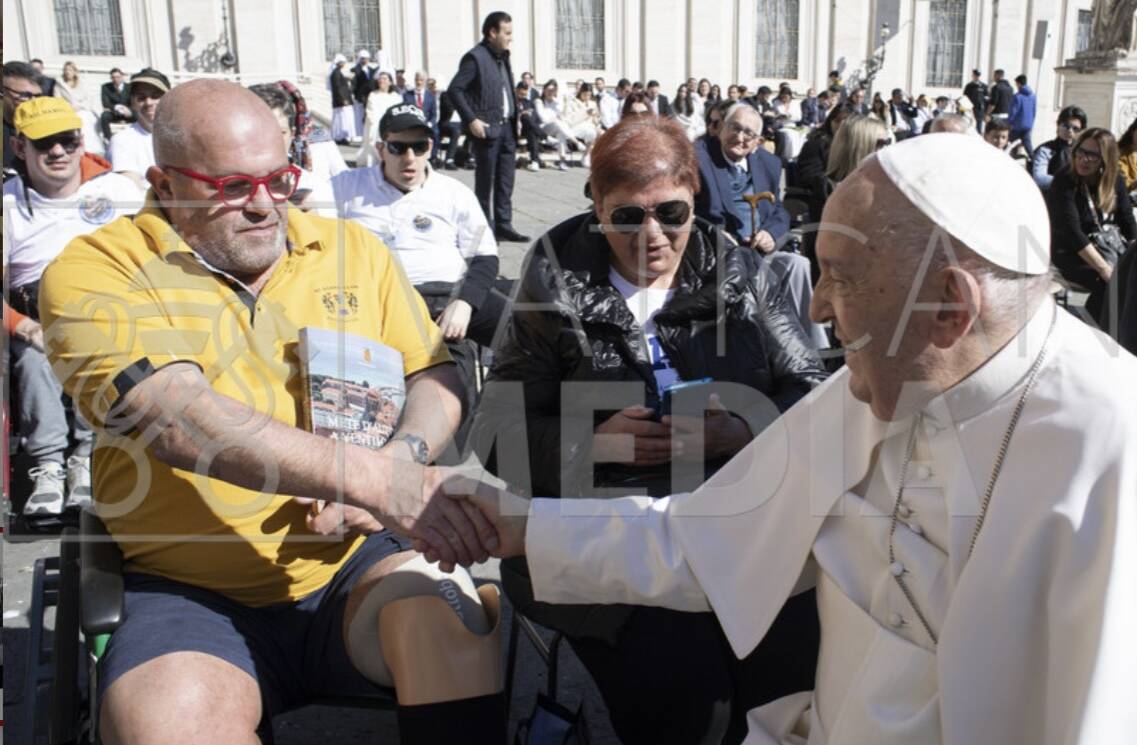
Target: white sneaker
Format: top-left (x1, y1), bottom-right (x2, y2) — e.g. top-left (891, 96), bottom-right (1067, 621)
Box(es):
top-left (24, 461), bottom-right (66, 516)
top-left (557, 160), bottom-right (569, 171)
top-left (66, 454), bottom-right (92, 510)
top-left (526, 161), bottom-right (540, 172)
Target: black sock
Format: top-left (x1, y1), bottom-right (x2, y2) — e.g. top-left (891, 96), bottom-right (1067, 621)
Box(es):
top-left (397, 692), bottom-right (506, 745)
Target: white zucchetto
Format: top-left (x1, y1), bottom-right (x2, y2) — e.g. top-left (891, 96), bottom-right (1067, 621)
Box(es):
top-left (873, 132), bottom-right (1051, 275)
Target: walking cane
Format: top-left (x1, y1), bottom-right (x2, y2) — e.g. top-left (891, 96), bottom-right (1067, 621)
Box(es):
top-left (743, 192), bottom-right (775, 248)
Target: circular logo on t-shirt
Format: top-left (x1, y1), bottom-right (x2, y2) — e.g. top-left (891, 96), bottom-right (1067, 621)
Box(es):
top-left (412, 214), bottom-right (432, 232)
top-left (78, 195), bottom-right (115, 225)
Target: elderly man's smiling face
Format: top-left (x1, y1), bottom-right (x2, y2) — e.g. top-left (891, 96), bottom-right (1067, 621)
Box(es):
top-left (719, 106), bottom-right (763, 162)
top-left (149, 80), bottom-right (291, 285)
top-left (810, 161), bottom-right (943, 420)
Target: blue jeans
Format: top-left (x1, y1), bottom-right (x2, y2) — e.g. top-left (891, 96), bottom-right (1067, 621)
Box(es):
top-left (9, 335), bottom-right (93, 464)
top-left (1012, 128), bottom-right (1033, 157)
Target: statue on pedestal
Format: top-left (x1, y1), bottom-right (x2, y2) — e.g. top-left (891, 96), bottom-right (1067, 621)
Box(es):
top-left (1089, 0), bottom-right (1137, 55)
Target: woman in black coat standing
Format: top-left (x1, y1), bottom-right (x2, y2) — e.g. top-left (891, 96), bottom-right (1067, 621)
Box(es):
top-left (1046, 127), bottom-right (1137, 324)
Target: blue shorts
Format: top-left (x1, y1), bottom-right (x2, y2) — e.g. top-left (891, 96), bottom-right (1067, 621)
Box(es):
top-left (98, 531), bottom-right (414, 727)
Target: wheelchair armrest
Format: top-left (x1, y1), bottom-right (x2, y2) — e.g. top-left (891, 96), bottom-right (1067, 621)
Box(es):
top-left (79, 510), bottom-right (125, 636)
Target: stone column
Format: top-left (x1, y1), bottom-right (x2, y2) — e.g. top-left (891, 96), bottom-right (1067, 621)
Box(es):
top-left (1056, 0), bottom-right (1137, 133)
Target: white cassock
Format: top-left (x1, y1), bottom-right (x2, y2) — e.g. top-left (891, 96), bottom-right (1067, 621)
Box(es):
top-left (525, 300), bottom-right (1137, 744)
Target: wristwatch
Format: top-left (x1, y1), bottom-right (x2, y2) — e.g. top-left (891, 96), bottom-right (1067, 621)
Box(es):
top-left (392, 433), bottom-right (430, 464)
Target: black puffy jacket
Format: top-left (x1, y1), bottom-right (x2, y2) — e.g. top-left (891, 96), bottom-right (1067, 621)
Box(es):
top-left (472, 212), bottom-right (828, 499)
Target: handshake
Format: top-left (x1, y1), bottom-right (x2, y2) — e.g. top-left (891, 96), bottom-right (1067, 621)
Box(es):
top-left (302, 467), bottom-right (531, 573)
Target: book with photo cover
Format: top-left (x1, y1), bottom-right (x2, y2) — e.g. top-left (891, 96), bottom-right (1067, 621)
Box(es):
top-left (297, 326), bottom-right (406, 451)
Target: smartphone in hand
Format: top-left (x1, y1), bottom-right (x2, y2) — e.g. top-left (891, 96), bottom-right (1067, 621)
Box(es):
top-left (656, 377), bottom-right (714, 419)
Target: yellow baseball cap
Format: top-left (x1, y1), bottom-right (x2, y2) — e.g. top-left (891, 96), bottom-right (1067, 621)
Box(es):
top-left (14, 97), bottom-right (83, 140)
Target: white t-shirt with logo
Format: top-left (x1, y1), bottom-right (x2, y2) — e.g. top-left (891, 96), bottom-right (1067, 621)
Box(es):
top-left (313, 165), bottom-right (497, 285)
top-left (3, 171), bottom-right (145, 288)
top-left (608, 268), bottom-right (680, 392)
top-left (108, 122), bottom-right (155, 175)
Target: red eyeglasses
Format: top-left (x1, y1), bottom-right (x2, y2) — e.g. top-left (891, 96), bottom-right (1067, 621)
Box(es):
top-left (162, 164), bottom-right (302, 207)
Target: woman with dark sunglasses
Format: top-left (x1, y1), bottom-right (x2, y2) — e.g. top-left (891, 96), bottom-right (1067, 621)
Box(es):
top-left (471, 115), bottom-right (826, 745)
top-left (1046, 126), bottom-right (1137, 325)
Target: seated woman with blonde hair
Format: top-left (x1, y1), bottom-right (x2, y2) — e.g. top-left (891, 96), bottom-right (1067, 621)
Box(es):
top-left (802, 115), bottom-right (889, 280)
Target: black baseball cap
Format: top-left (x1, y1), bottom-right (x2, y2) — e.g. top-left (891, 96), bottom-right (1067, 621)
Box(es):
top-left (129, 67), bottom-right (170, 94)
top-left (379, 103), bottom-right (432, 139)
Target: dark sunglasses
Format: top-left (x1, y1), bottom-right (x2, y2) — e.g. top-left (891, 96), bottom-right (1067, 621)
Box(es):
top-left (385, 140), bottom-right (430, 156)
top-left (1059, 122), bottom-right (1083, 133)
top-left (3, 86), bottom-right (38, 102)
top-left (608, 200), bottom-right (691, 230)
top-left (28, 133), bottom-right (81, 154)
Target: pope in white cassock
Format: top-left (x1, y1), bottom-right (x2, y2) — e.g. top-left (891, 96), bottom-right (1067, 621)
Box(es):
top-left (413, 132), bottom-right (1137, 744)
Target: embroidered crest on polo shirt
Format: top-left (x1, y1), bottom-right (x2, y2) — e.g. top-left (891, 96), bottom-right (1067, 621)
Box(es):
top-left (413, 214), bottom-right (432, 232)
top-left (78, 195), bottom-right (115, 225)
top-left (320, 289), bottom-right (360, 319)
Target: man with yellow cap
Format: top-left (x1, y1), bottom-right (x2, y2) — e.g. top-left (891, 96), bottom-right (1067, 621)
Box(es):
top-left (4, 96), bottom-right (144, 516)
top-left (417, 132), bottom-right (1137, 744)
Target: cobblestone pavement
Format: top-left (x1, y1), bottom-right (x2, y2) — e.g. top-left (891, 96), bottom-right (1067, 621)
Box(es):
top-left (444, 158), bottom-right (595, 278)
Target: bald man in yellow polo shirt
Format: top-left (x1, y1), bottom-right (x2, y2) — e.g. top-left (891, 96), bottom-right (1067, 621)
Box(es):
top-left (39, 80), bottom-right (505, 745)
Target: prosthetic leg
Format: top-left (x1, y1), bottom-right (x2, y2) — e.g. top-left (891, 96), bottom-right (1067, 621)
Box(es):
top-left (345, 554), bottom-right (505, 744)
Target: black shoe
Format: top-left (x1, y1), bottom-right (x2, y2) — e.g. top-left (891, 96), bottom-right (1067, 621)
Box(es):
top-left (444, 160), bottom-right (458, 171)
top-left (494, 226), bottom-right (530, 243)
top-left (464, 161), bottom-right (476, 170)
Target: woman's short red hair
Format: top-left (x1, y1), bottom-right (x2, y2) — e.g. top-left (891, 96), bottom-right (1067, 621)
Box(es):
top-left (589, 116), bottom-right (700, 204)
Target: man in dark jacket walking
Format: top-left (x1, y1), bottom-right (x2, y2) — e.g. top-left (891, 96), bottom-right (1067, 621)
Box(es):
top-left (448, 11), bottom-right (529, 243)
top-left (985, 69), bottom-right (1014, 126)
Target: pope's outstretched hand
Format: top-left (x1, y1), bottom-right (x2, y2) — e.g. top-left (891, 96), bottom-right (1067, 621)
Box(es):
top-left (413, 472), bottom-right (529, 571)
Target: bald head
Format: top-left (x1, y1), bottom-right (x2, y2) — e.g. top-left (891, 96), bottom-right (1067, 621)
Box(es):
top-left (154, 79), bottom-right (283, 168)
top-left (148, 79), bottom-right (294, 288)
top-left (929, 113), bottom-right (971, 134)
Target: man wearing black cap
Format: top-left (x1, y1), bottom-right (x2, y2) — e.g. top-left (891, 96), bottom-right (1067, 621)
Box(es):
top-left (108, 67), bottom-right (170, 176)
top-left (963, 69), bottom-right (988, 133)
top-left (315, 103), bottom-right (514, 415)
top-left (447, 11), bottom-right (529, 243)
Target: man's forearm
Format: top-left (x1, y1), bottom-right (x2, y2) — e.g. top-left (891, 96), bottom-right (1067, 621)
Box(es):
top-left (387, 362), bottom-right (465, 460)
top-left (123, 363), bottom-right (397, 511)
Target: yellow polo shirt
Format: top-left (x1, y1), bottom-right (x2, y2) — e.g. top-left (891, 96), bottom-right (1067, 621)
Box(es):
top-left (38, 196), bottom-right (451, 606)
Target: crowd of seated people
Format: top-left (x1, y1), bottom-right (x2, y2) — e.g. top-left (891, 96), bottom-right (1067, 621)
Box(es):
top-left (4, 46), bottom-right (1137, 745)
